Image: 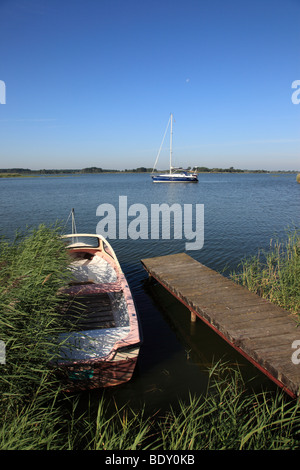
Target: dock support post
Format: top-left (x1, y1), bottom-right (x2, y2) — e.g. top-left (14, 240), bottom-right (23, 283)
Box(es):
top-left (190, 310), bottom-right (197, 322)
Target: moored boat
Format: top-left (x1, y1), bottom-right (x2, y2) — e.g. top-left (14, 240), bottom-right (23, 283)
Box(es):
top-left (56, 226), bottom-right (141, 391)
top-left (152, 170), bottom-right (198, 183)
top-left (152, 113), bottom-right (198, 183)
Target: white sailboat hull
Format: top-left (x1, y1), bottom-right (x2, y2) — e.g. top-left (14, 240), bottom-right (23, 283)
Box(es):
top-left (152, 173), bottom-right (198, 182)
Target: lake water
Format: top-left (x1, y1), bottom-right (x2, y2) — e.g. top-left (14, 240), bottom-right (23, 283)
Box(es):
top-left (0, 172), bottom-right (299, 411)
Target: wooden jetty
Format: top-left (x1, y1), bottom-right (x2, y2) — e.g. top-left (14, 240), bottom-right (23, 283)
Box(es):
top-left (141, 253), bottom-right (300, 399)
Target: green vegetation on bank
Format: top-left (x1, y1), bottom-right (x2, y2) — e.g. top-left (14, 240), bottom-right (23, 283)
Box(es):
top-left (0, 167), bottom-right (155, 176)
top-left (231, 228), bottom-right (300, 316)
top-left (0, 225), bottom-right (72, 403)
top-left (0, 225), bottom-right (300, 450)
top-left (0, 173), bottom-right (24, 178)
top-left (0, 167), bottom-right (299, 177)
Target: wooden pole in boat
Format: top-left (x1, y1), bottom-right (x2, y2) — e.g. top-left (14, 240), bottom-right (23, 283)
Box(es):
top-left (71, 208), bottom-right (76, 235)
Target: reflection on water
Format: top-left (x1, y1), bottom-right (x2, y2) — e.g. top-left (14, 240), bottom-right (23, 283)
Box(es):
top-left (97, 278), bottom-right (278, 415)
top-left (0, 172), bottom-right (299, 409)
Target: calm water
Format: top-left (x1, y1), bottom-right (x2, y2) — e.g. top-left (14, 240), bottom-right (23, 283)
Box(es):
top-left (0, 172), bottom-right (299, 410)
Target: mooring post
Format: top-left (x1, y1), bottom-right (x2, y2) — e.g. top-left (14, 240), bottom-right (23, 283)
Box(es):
top-left (190, 310), bottom-right (197, 322)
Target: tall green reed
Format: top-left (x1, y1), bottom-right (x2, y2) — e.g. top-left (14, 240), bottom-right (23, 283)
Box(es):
top-left (72, 362), bottom-right (300, 450)
top-left (0, 224), bottom-right (71, 403)
top-left (152, 362), bottom-right (300, 450)
top-left (231, 228), bottom-right (300, 316)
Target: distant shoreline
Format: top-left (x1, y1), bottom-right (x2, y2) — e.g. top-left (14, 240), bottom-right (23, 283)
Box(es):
top-left (0, 167), bottom-right (299, 178)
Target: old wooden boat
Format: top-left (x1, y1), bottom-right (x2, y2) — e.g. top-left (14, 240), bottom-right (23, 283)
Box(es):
top-left (56, 229), bottom-right (141, 391)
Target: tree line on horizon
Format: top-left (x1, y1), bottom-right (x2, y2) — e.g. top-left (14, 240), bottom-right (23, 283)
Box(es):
top-left (0, 166), bottom-right (297, 175)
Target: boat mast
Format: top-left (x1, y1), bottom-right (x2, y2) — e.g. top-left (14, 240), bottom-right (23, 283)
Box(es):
top-left (71, 208), bottom-right (77, 235)
top-left (170, 113), bottom-right (173, 174)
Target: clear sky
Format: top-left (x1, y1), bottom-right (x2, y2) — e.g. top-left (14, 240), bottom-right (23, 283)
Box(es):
top-left (0, 0), bottom-right (299, 171)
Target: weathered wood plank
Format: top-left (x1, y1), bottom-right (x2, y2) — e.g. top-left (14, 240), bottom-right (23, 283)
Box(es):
top-left (61, 292), bottom-right (116, 330)
top-left (141, 253), bottom-right (300, 398)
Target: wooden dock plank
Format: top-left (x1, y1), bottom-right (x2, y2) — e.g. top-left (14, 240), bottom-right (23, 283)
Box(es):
top-left (141, 253), bottom-right (300, 398)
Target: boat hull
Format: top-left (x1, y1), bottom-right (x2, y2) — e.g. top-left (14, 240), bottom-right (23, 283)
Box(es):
top-left (58, 346), bottom-right (140, 392)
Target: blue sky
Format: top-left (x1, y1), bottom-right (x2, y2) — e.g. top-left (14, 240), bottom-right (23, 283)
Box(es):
top-left (0, 0), bottom-right (299, 171)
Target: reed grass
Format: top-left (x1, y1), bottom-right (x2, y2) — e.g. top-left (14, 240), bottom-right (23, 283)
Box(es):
top-left (78, 397), bottom-right (153, 450)
top-left (0, 224), bottom-right (71, 403)
top-left (63, 361), bottom-right (300, 450)
top-left (2, 360), bottom-right (300, 450)
top-left (154, 362), bottom-right (300, 450)
top-left (231, 228), bottom-right (300, 316)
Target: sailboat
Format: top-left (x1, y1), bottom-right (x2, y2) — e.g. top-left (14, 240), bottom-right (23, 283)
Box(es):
top-left (151, 113), bottom-right (198, 183)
